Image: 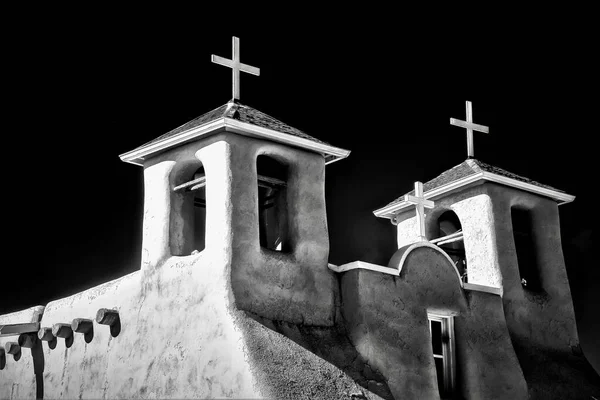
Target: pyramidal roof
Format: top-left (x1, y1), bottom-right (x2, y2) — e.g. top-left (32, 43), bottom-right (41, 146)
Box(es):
top-left (120, 100), bottom-right (350, 166)
top-left (373, 158), bottom-right (574, 219)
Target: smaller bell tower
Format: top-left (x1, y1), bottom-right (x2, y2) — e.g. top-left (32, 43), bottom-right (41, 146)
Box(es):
top-left (374, 101), bottom-right (578, 353)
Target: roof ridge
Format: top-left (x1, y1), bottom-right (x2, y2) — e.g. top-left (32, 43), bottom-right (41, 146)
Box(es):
top-left (466, 158), bottom-right (483, 173)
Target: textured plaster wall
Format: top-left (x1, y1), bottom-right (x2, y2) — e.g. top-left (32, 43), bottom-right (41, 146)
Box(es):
top-left (454, 290), bottom-right (528, 399)
top-left (2, 130), bottom-right (596, 399)
top-left (1, 132), bottom-right (341, 399)
top-left (396, 183), bottom-right (502, 288)
top-left (341, 244), bottom-right (527, 400)
top-left (396, 183), bottom-right (579, 351)
top-left (34, 252), bottom-right (270, 399)
top-left (394, 183), bottom-right (598, 397)
top-left (484, 183), bottom-right (578, 352)
top-left (144, 132), bottom-right (337, 326)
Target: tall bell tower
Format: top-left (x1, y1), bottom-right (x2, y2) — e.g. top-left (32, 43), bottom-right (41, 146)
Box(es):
top-left (119, 37), bottom-right (350, 325)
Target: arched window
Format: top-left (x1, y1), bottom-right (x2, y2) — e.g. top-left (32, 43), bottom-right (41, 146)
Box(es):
top-left (431, 211), bottom-right (466, 282)
top-left (257, 155), bottom-right (288, 252)
top-left (511, 206), bottom-right (540, 290)
top-left (173, 164), bottom-right (206, 254)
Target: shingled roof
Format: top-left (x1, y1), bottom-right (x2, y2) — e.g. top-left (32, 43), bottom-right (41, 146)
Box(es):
top-left (375, 158), bottom-right (572, 216)
top-left (120, 100), bottom-right (349, 166)
top-left (132, 100), bottom-right (329, 152)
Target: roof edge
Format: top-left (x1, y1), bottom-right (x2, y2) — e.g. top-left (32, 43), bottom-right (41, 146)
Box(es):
top-left (119, 117), bottom-right (350, 166)
top-left (373, 172), bottom-right (575, 219)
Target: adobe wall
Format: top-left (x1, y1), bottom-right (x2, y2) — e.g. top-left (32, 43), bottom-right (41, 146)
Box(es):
top-left (143, 132), bottom-right (337, 326)
top-left (395, 183), bottom-right (501, 288)
top-left (0, 133), bottom-right (343, 399)
top-left (484, 183), bottom-right (578, 352)
top-left (396, 183), bottom-right (579, 352)
top-left (341, 244), bottom-right (528, 400)
top-left (1, 250), bottom-right (392, 399)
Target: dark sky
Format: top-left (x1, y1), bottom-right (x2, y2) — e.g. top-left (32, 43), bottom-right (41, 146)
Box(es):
top-left (2, 12), bottom-right (597, 370)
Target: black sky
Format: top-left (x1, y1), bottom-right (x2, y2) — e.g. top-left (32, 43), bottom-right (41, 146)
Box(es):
top-left (2, 11), bottom-right (597, 371)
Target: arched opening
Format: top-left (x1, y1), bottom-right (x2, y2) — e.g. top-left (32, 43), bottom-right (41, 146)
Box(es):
top-left (257, 155), bottom-right (288, 252)
top-left (431, 211), bottom-right (467, 282)
top-left (511, 206), bottom-right (540, 290)
top-left (173, 164), bottom-right (206, 254)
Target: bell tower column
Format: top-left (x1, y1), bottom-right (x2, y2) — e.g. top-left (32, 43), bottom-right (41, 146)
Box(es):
top-left (141, 160), bottom-right (177, 269)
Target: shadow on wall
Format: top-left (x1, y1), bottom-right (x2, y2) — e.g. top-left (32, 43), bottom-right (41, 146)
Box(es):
top-left (31, 340), bottom-right (44, 399)
top-left (240, 311), bottom-right (395, 400)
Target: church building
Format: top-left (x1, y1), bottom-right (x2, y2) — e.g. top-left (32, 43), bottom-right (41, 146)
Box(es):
top-left (1, 37), bottom-right (598, 400)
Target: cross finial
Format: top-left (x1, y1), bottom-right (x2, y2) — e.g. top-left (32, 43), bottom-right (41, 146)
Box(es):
top-left (211, 36), bottom-right (260, 100)
top-left (450, 101), bottom-right (490, 158)
top-left (403, 181), bottom-right (435, 241)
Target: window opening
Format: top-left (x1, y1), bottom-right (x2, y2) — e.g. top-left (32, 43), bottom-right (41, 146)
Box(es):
top-left (173, 166), bottom-right (206, 253)
top-left (257, 156), bottom-right (288, 252)
top-left (511, 207), bottom-right (540, 290)
top-left (428, 313), bottom-right (456, 398)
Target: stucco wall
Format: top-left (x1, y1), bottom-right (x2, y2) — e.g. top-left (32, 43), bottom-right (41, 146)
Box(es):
top-left (2, 253), bottom-right (263, 398)
top-left (396, 183), bottom-right (579, 351)
top-left (1, 132), bottom-right (342, 399)
top-left (391, 183), bottom-right (599, 397)
top-left (454, 290), bottom-right (528, 399)
top-left (143, 133), bottom-right (337, 327)
top-left (396, 183), bottom-right (502, 288)
top-left (2, 129), bottom-right (597, 399)
top-left (484, 183), bottom-right (578, 352)
top-left (340, 244), bottom-right (528, 400)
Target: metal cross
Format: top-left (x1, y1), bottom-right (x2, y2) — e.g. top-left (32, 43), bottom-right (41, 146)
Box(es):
top-left (404, 181), bottom-right (435, 241)
top-left (450, 101), bottom-right (490, 158)
top-left (211, 36), bottom-right (260, 100)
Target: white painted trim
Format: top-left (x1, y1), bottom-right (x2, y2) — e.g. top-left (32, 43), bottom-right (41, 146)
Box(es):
top-left (398, 242), bottom-right (464, 287)
top-left (328, 261), bottom-right (399, 276)
top-left (224, 119), bottom-right (351, 159)
top-left (373, 173), bottom-right (484, 218)
top-left (427, 313), bottom-right (456, 394)
top-left (463, 282), bottom-right (502, 296)
top-left (373, 171), bottom-right (574, 219)
top-left (119, 117), bottom-right (351, 166)
top-left (481, 172), bottom-right (575, 204)
top-left (119, 119), bottom-right (226, 165)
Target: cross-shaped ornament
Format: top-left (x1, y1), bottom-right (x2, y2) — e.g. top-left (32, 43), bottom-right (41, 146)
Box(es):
top-left (404, 181), bottom-right (434, 241)
top-left (211, 36), bottom-right (260, 100)
top-left (450, 101), bottom-right (490, 158)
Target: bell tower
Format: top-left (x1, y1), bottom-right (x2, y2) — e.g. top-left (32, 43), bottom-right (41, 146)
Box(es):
top-left (119, 37), bottom-right (350, 325)
top-left (374, 101), bottom-right (578, 353)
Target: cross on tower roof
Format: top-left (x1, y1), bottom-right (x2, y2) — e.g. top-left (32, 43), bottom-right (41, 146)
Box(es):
top-left (393, 181), bottom-right (435, 241)
top-left (211, 36), bottom-right (260, 100)
top-left (450, 101), bottom-right (490, 159)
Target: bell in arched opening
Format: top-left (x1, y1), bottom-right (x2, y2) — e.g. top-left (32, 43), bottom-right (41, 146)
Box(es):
top-left (432, 210), bottom-right (467, 282)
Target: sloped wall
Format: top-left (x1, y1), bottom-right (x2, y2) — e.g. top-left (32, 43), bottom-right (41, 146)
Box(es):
top-left (0, 250), bottom-right (391, 399)
top-left (1, 251), bottom-right (266, 399)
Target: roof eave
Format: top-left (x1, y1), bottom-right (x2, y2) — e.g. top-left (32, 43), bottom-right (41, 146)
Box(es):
top-left (119, 118), bottom-right (350, 166)
top-left (373, 172), bottom-right (575, 219)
